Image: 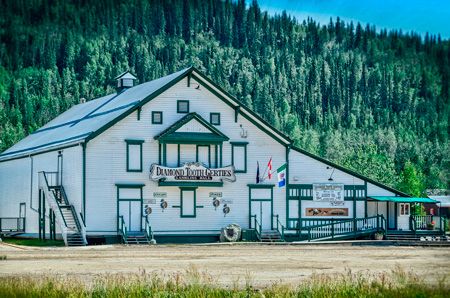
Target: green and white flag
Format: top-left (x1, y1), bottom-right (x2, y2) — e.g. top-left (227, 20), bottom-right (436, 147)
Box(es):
top-left (277, 163), bottom-right (286, 187)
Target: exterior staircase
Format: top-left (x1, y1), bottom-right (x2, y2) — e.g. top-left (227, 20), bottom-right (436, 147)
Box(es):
top-left (39, 172), bottom-right (87, 246)
top-left (386, 230), bottom-right (446, 242)
top-left (118, 215), bottom-right (154, 245)
top-left (124, 232), bottom-right (151, 244)
top-left (260, 230), bottom-right (284, 242)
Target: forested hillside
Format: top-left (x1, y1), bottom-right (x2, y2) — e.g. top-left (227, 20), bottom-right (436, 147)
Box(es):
top-left (0, 0), bottom-right (448, 194)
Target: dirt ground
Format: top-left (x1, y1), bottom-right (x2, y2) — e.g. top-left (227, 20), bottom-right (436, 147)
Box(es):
top-left (1, 242), bottom-right (449, 286)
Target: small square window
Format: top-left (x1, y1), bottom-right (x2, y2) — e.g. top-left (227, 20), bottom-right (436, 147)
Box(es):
top-left (152, 111), bottom-right (163, 124)
top-left (177, 100), bottom-right (189, 113)
top-left (210, 113), bottom-right (220, 125)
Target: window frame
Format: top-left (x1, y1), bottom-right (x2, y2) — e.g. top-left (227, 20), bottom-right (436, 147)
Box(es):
top-left (210, 113), bottom-right (221, 125)
top-left (399, 203), bottom-right (410, 216)
top-left (177, 100), bottom-right (190, 113)
top-left (231, 142), bottom-right (248, 173)
top-left (125, 139), bottom-right (144, 172)
top-left (180, 188), bottom-right (197, 218)
top-left (152, 111), bottom-right (163, 124)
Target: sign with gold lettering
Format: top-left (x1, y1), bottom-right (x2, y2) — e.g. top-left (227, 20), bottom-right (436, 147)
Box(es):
top-left (150, 162), bottom-right (236, 183)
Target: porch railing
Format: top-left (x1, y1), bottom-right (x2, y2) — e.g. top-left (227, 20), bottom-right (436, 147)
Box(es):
top-left (118, 216), bottom-right (128, 244)
top-left (143, 216), bottom-right (154, 242)
top-left (0, 217), bottom-right (25, 233)
top-left (411, 215), bottom-right (447, 233)
top-left (272, 214), bottom-right (285, 241)
top-left (250, 215), bottom-right (262, 241)
top-left (305, 215), bottom-right (386, 242)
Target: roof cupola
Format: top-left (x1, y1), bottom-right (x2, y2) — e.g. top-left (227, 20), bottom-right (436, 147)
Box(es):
top-left (115, 71), bottom-right (137, 92)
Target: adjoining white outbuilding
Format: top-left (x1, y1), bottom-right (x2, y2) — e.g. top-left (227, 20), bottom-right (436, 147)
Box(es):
top-left (0, 67), bottom-right (445, 245)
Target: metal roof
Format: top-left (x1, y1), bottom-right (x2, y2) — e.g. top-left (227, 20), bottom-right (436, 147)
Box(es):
top-left (0, 68), bottom-right (191, 161)
top-left (368, 196), bottom-right (438, 203)
top-left (429, 196), bottom-right (450, 207)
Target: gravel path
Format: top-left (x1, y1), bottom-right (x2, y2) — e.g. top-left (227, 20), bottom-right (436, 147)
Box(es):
top-left (0, 243), bottom-right (448, 286)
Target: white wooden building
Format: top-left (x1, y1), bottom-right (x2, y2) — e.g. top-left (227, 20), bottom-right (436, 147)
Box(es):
top-left (0, 67), bottom-right (443, 245)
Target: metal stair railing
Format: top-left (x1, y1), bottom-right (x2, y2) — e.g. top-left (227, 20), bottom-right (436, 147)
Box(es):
top-left (39, 171), bottom-right (87, 246)
top-left (39, 172), bottom-right (69, 245)
top-left (250, 215), bottom-right (262, 241)
top-left (272, 214), bottom-right (285, 241)
top-left (143, 216), bottom-right (154, 243)
top-left (118, 216), bottom-right (128, 244)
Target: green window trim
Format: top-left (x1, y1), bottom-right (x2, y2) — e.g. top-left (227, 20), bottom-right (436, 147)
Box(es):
top-left (231, 142), bottom-right (248, 173)
top-left (177, 100), bottom-right (190, 113)
top-left (180, 187), bottom-right (197, 218)
top-left (152, 111), bottom-right (163, 124)
top-left (210, 113), bottom-right (221, 125)
top-left (125, 139), bottom-right (144, 172)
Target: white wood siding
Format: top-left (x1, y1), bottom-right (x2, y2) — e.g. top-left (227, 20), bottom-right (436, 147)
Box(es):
top-left (85, 76), bottom-right (286, 234)
top-left (0, 145), bottom-right (82, 234)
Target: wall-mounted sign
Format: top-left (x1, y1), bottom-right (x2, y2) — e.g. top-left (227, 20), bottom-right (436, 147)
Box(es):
top-left (313, 183), bottom-right (344, 206)
top-left (150, 162), bottom-right (236, 183)
top-left (209, 192), bottom-right (223, 198)
top-left (153, 192), bottom-right (167, 199)
top-left (306, 208), bottom-right (348, 216)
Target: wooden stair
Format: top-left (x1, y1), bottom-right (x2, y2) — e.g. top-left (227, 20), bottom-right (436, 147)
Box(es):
top-left (125, 232), bottom-right (151, 245)
top-left (386, 230), bottom-right (445, 242)
top-left (260, 230), bottom-right (284, 242)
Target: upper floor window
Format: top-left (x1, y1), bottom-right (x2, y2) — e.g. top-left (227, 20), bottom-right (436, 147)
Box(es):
top-left (152, 111), bottom-right (163, 124)
top-left (210, 113), bottom-right (220, 125)
top-left (231, 142), bottom-right (248, 173)
top-left (177, 100), bottom-right (189, 113)
top-left (125, 140), bottom-right (144, 172)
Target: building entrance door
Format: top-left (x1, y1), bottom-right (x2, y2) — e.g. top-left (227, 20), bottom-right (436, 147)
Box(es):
top-left (251, 200), bottom-right (272, 230)
top-left (119, 200), bottom-right (141, 232)
top-left (249, 185), bottom-right (273, 231)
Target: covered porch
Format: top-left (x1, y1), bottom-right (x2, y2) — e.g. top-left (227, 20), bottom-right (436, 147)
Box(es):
top-left (368, 196), bottom-right (447, 234)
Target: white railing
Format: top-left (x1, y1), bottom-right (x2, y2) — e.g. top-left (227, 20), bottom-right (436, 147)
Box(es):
top-left (39, 172), bottom-right (69, 245)
top-left (38, 172), bottom-right (87, 246)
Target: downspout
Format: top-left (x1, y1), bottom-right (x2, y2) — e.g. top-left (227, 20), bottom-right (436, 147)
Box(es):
top-left (82, 142), bottom-right (86, 221)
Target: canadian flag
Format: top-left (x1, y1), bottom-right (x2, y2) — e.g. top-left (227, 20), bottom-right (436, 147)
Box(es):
top-left (267, 157), bottom-right (273, 180)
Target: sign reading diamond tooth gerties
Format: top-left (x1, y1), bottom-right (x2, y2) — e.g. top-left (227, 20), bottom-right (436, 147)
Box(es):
top-left (150, 162), bottom-right (236, 183)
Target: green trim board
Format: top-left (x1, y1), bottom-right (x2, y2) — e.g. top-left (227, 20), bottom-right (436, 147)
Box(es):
top-left (158, 181), bottom-right (223, 187)
top-left (231, 142), bottom-right (247, 173)
top-left (177, 100), bottom-right (189, 113)
top-left (368, 196), bottom-right (438, 203)
top-left (125, 139), bottom-right (144, 172)
top-left (152, 111), bottom-right (163, 124)
top-left (210, 112), bottom-right (220, 125)
top-left (158, 132), bottom-right (226, 144)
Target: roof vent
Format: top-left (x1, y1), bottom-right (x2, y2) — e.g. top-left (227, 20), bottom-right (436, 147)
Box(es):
top-left (115, 71), bottom-right (137, 92)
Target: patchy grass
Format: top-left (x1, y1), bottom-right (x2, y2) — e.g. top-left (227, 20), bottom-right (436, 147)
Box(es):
top-left (2, 237), bottom-right (64, 247)
top-left (0, 266), bottom-right (448, 297)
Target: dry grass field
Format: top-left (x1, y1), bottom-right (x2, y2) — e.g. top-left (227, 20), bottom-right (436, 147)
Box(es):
top-left (1, 242), bottom-right (449, 287)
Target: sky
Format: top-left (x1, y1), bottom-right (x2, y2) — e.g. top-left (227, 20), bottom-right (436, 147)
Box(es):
top-left (253, 0), bottom-right (450, 39)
